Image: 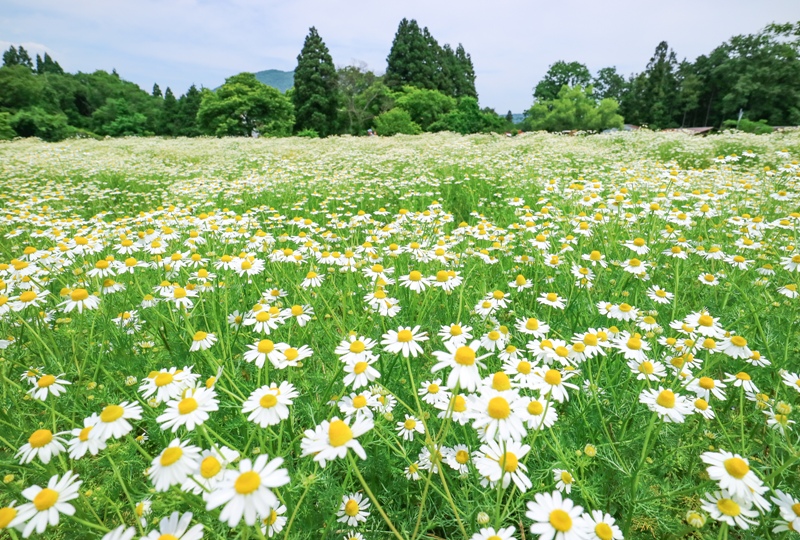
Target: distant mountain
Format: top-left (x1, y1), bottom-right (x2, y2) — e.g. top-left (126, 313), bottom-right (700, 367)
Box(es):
top-left (512, 113), bottom-right (525, 124)
top-left (253, 69), bottom-right (294, 92)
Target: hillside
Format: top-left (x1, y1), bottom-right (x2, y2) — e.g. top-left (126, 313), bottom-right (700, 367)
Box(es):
top-left (253, 69), bottom-right (294, 92)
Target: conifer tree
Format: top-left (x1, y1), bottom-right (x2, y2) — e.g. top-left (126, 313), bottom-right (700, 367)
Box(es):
top-left (385, 19), bottom-right (437, 90)
top-left (160, 87), bottom-right (178, 135)
top-left (292, 27), bottom-right (339, 136)
top-left (152, 83), bottom-right (162, 98)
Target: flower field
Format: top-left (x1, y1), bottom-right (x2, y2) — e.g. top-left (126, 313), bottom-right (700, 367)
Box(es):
top-left (0, 131), bottom-right (799, 540)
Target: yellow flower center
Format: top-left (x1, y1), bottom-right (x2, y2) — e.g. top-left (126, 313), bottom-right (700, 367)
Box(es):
top-left (37, 374), bottom-right (56, 388)
top-left (260, 394), bottom-right (278, 408)
top-left (173, 287), bottom-right (187, 299)
top-left (492, 372), bottom-right (512, 391)
top-left (449, 325), bottom-right (463, 336)
top-left (595, 522), bottom-right (613, 540)
top-left (549, 509), bottom-right (572, 532)
top-left (100, 405), bottom-right (125, 423)
top-left (353, 361), bottom-right (368, 374)
top-left (344, 499), bottom-right (360, 516)
top-left (70, 288), bottom-right (89, 302)
top-left (544, 369), bottom-right (562, 385)
top-left (517, 361), bottom-right (532, 374)
top-left (454, 346), bottom-right (476, 365)
top-left (33, 488), bottom-right (59, 511)
top-left (397, 330), bottom-right (413, 342)
top-left (656, 390), bottom-right (675, 408)
top-left (408, 270), bottom-right (422, 281)
top-left (328, 420), bottom-right (353, 447)
top-left (29, 429), bottom-right (53, 448)
top-left (501, 451), bottom-right (519, 472)
top-left (695, 398), bottom-right (708, 411)
top-left (723, 457), bottom-right (750, 479)
top-left (619, 303), bottom-right (632, 312)
top-left (284, 348), bottom-right (299, 361)
top-left (200, 456), bottom-right (222, 478)
top-left (178, 397), bottom-right (198, 415)
top-left (19, 291), bottom-right (37, 303)
top-left (453, 395), bottom-right (467, 413)
top-left (257, 340), bottom-right (274, 353)
top-left (638, 362), bottom-right (654, 375)
top-left (546, 293), bottom-right (558, 302)
top-left (291, 305), bottom-right (304, 316)
top-left (525, 318), bottom-right (539, 331)
top-left (160, 446), bottom-right (183, 466)
top-left (487, 397), bottom-right (511, 419)
top-left (0, 507), bottom-right (18, 529)
top-left (404, 418), bottom-right (417, 430)
top-left (349, 340), bottom-right (365, 354)
top-left (234, 471), bottom-right (261, 495)
top-left (716, 498), bottom-right (740, 516)
top-left (730, 336), bottom-right (747, 347)
top-left (352, 395), bottom-right (367, 408)
top-left (155, 372), bottom-right (174, 387)
top-left (736, 372), bottom-right (751, 381)
top-left (561, 471), bottom-right (573, 484)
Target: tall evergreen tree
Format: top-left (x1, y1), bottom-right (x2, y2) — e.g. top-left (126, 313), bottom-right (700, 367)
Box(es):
top-left (176, 84), bottom-right (202, 136)
top-left (292, 26), bottom-right (339, 136)
top-left (385, 19), bottom-right (437, 90)
top-left (160, 87), bottom-right (178, 135)
top-left (16, 46), bottom-right (33, 69)
top-left (152, 83), bottom-right (162, 98)
top-left (454, 44), bottom-right (477, 99)
top-left (3, 46), bottom-right (20, 67)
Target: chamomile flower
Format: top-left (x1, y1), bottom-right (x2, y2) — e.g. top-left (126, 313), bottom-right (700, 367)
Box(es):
top-left (242, 382), bottom-right (298, 427)
top-left (538, 292), bottom-right (566, 309)
top-left (639, 387), bottom-right (693, 423)
top-left (91, 401), bottom-right (143, 441)
top-left (474, 439), bottom-right (532, 492)
top-left (439, 323), bottom-right (473, 347)
top-left (156, 386), bottom-right (219, 432)
top-left (516, 316), bottom-right (550, 338)
top-left (418, 379), bottom-right (450, 405)
top-left (67, 413), bottom-right (106, 459)
top-left (58, 288), bottom-right (100, 313)
top-left (399, 270), bottom-right (431, 292)
top-left (16, 429), bottom-right (66, 465)
top-left (471, 526), bottom-right (517, 540)
top-left (337, 492), bottom-right (370, 527)
top-left (300, 416), bottom-right (373, 468)
top-left (701, 450), bottom-right (765, 502)
top-left (396, 414), bottom-right (424, 441)
top-left (271, 343), bottom-right (313, 368)
top-left (149, 438), bottom-right (202, 492)
top-left (189, 330), bottom-right (217, 352)
top-left (533, 367), bottom-right (578, 403)
top-left (243, 339), bottom-right (279, 369)
top-left (182, 446), bottom-right (240, 495)
top-left (101, 525), bottom-right (136, 540)
top-left (343, 355), bottom-right (381, 389)
top-left (27, 373), bottom-right (71, 401)
top-left (381, 326), bottom-right (428, 357)
top-left (205, 454), bottom-right (290, 527)
top-left (139, 367), bottom-right (197, 404)
top-left (468, 390), bottom-right (527, 442)
top-left (647, 285), bottom-right (673, 304)
top-left (432, 340), bottom-right (490, 392)
top-left (11, 471), bottom-right (81, 538)
top-left (685, 376), bottom-right (727, 401)
top-left (335, 335), bottom-right (378, 364)
top-left (141, 511), bottom-right (203, 540)
top-left (700, 491), bottom-right (758, 529)
top-left (553, 469), bottom-right (575, 494)
top-left (581, 510), bottom-right (623, 540)
top-left (724, 371), bottom-right (759, 394)
top-left (526, 490), bottom-right (589, 540)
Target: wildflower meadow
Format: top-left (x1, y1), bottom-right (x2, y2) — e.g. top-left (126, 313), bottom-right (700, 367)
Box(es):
top-left (0, 130), bottom-right (799, 540)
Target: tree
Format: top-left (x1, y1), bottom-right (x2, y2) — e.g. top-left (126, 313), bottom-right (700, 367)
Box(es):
top-left (385, 18), bottom-right (438, 90)
top-left (337, 63), bottom-right (393, 134)
top-left (152, 83), bottom-right (162, 98)
top-left (11, 107), bottom-right (70, 140)
top-left (592, 67), bottom-right (626, 102)
top-left (454, 44), bottom-right (477, 99)
top-left (177, 84), bottom-right (203, 136)
top-left (373, 108), bottom-right (421, 135)
top-left (292, 27), bottom-right (339, 136)
top-left (2, 46), bottom-right (19, 67)
top-left (506, 110), bottom-right (514, 124)
top-left (35, 53), bottom-right (64, 75)
top-left (534, 61), bottom-right (591, 102)
top-left (16, 47), bottom-right (33, 69)
top-left (160, 87), bottom-right (179, 135)
top-left (197, 73), bottom-right (294, 137)
top-left (394, 86), bottom-right (455, 131)
top-left (92, 98), bottom-right (149, 136)
top-left (524, 86), bottom-right (623, 132)
top-left (0, 112), bottom-right (16, 139)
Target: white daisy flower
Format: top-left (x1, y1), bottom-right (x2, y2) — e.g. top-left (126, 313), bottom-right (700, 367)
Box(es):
top-left (432, 340), bottom-right (490, 393)
top-left (526, 490), bottom-right (589, 540)
top-left (10, 471), bottom-right (82, 538)
top-left (336, 492), bottom-right (370, 527)
top-left (58, 288), bottom-right (100, 313)
top-left (141, 511), bottom-right (203, 539)
top-left (300, 416), bottom-right (373, 468)
top-left (156, 386), bottom-right (219, 432)
top-left (205, 454), bottom-right (290, 527)
top-left (67, 413), bottom-right (106, 459)
top-left (149, 438), bottom-right (202, 492)
top-left (27, 373), bottom-right (71, 401)
top-left (242, 382), bottom-right (298, 427)
top-left (700, 490), bottom-right (758, 529)
top-left (381, 326), bottom-right (428, 357)
top-left (396, 414), bottom-right (424, 441)
top-left (189, 330), bottom-right (217, 352)
top-left (16, 429), bottom-right (67, 465)
top-left (700, 449), bottom-right (765, 502)
top-left (91, 401), bottom-right (143, 441)
top-left (638, 387), bottom-right (693, 423)
top-left (474, 439), bottom-right (532, 492)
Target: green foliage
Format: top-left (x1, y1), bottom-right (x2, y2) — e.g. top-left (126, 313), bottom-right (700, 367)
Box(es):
top-left (524, 85), bottom-right (624, 132)
top-left (159, 87), bottom-right (179, 136)
top-left (295, 128), bottom-right (319, 138)
top-left (429, 97), bottom-right (508, 134)
top-left (10, 106), bottom-right (70, 141)
top-left (385, 19), bottom-right (477, 99)
top-left (394, 86), bottom-right (456, 130)
top-left (92, 98), bottom-right (150, 136)
top-left (592, 67), bottom-right (626, 103)
top-left (337, 64), bottom-right (394, 135)
top-left (176, 85), bottom-right (203, 137)
top-left (0, 112), bottom-right (15, 139)
top-left (534, 61), bottom-right (592, 102)
top-left (722, 118), bottom-right (774, 134)
top-left (373, 108), bottom-right (422, 135)
top-left (292, 27), bottom-right (339, 136)
top-left (197, 73), bottom-right (294, 137)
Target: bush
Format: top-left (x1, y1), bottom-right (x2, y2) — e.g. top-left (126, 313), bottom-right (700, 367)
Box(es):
top-left (295, 129), bottom-right (319, 138)
top-left (373, 108), bottom-right (422, 136)
top-left (0, 112), bottom-right (15, 140)
top-left (11, 107), bottom-right (70, 141)
top-left (722, 118), bottom-right (773, 135)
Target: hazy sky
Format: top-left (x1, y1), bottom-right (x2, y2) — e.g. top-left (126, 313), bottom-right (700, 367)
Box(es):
top-left (2, 0), bottom-right (799, 112)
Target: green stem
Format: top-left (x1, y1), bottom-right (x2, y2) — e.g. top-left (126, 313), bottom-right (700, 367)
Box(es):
top-left (347, 452), bottom-right (406, 540)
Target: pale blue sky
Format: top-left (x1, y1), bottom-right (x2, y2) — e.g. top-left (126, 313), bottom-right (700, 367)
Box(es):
top-left (2, 0), bottom-right (799, 112)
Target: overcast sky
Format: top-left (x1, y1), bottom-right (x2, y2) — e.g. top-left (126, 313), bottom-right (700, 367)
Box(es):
top-left (2, 0), bottom-right (799, 113)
